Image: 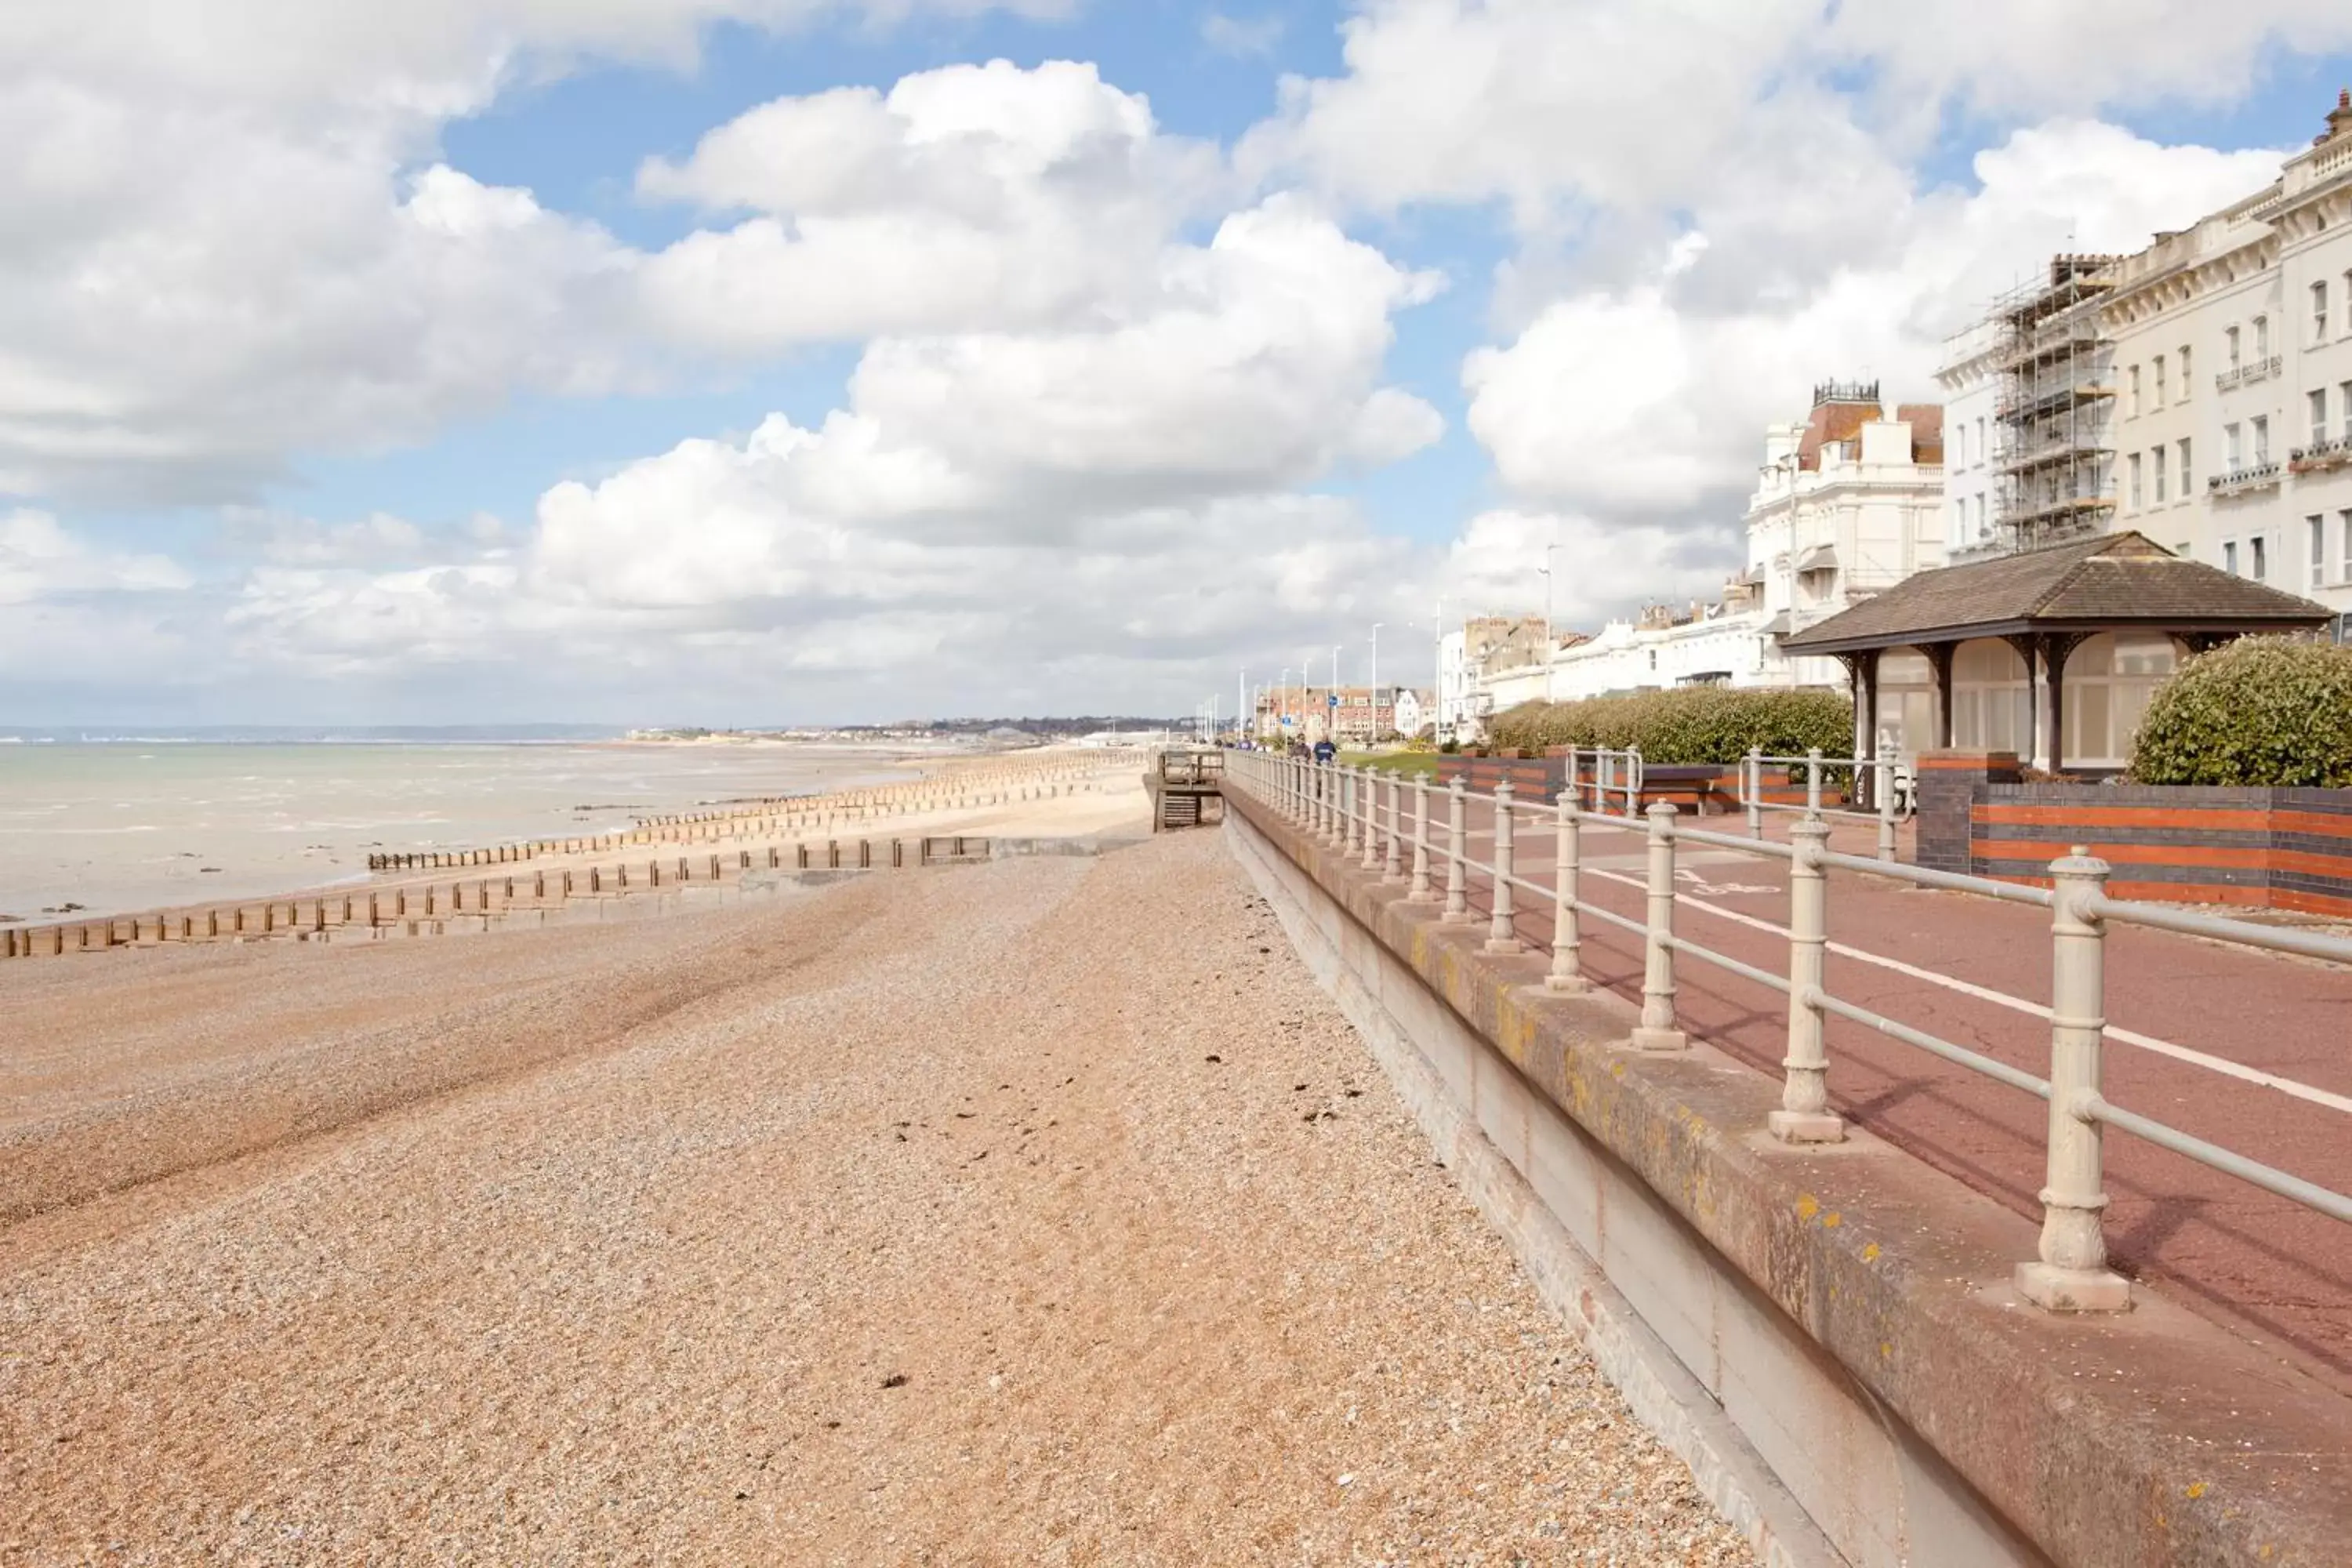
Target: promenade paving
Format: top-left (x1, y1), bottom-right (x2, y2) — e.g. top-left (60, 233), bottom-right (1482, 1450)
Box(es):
top-left (1419, 793), bottom-right (2352, 1393)
top-left (0, 829), bottom-right (1750, 1564)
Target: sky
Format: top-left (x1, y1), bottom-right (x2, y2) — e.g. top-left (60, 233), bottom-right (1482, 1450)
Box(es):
top-left (5, 2), bottom-right (2351, 726)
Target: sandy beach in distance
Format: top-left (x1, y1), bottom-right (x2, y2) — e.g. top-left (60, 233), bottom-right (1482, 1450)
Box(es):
top-left (0, 776), bottom-right (1749, 1565)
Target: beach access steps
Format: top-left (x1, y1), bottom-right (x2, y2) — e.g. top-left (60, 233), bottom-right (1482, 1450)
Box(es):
top-left (1145, 746), bottom-right (1224, 833)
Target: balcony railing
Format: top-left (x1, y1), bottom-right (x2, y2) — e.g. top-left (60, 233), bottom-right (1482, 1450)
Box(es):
top-left (2291, 436), bottom-right (2352, 474)
top-left (2209, 461), bottom-right (2282, 495)
top-left (2216, 355), bottom-right (2282, 393)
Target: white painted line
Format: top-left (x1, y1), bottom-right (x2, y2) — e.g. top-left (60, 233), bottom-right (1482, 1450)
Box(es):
top-left (1579, 866), bottom-right (2352, 1118)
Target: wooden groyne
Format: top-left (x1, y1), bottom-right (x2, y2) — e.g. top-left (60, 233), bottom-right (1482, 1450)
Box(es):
top-left (3, 836), bottom-right (997, 957)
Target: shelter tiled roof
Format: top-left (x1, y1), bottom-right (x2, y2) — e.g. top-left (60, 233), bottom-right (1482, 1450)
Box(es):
top-left (1778, 532), bottom-right (2331, 652)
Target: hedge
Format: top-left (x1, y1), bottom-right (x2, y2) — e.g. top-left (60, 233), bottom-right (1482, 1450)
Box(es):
top-left (1486, 686), bottom-right (1853, 764)
top-left (2129, 637), bottom-right (2352, 787)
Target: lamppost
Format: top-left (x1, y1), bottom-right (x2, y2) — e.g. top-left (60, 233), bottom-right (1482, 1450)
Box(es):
top-left (1539, 543), bottom-right (1566, 702)
top-left (1330, 644), bottom-right (1342, 745)
top-left (1277, 666), bottom-right (1292, 741)
top-left (1368, 622), bottom-right (1384, 743)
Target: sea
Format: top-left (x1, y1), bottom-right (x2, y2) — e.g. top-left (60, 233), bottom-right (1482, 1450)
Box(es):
top-left (0, 732), bottom-right (927, 923)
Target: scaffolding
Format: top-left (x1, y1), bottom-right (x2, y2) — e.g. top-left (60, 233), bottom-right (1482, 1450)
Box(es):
top-left (1993, 255), bottom-right (2119, 552)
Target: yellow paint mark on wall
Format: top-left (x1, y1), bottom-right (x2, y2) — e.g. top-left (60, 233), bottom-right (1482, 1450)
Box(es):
top-left (2185, 1482), bottom-right (2208, 1500)
top-left (1878, 1341), bottom-right (1892, 1360)
top-left (1795, 1194), bottom-right (1820, 1221)
top-left (1821, 1211), bottom-right (1842, 1229)
top-left (1862, 1243), bottom-right (1881, 1263)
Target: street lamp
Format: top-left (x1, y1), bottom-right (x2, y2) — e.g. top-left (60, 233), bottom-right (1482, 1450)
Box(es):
top-left (1368, 622), bottom-right (1384, 742)
top-left (1538, 542), bottom-right (1566, 702)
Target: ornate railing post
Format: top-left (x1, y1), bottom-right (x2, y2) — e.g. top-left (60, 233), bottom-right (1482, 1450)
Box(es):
top-left (1382, 772), bottom-right (1404, 882)
top-left (1746, 746), bottom-right (1765, 840)
top-left (1546, 789), bottom-right (1586, 993)
top-left (1486, 779), bottom-right (1520, 953)
top-left (1410, 776), bottom-right (1435, 902)
top-left (1770, 816), bottom-right (1842, 1142)
top-left (2017, 848), bottom-right (2129, 1312)
top-left (1442, 777), bottom-right (1471, 924)
top-left (1632, 802), bottom-right (1686, 1051)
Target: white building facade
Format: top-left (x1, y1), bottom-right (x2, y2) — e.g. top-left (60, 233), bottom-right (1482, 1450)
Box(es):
top-left (1515, 385), bottom-right (1947, 721)
top-left (2100, 90), bottom-right (2352, 627)
top-left (1936, 321), bottom-right (2003, 556)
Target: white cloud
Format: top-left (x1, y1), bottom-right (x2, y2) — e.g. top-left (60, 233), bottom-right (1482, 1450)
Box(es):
top-left (637, 60), bottom-right (1229, 350)
top-left (0, 510), bottom-right (191, 604)
top-left (1202, 13), bottom-right (1286, 59)
top-left (1436, 508), bottom-right (1734, 629)
top-left (0, 5), bottom-right (1073, 507)
top-left (1464, 122), bottom-right (2287, 517)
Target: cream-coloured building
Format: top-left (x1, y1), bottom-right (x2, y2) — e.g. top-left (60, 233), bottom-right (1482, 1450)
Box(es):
top-left (2093, 91), bottom-right (2352, 626)
top-left (1936, 321), bottom-right (2002, 556)
top-left (1497, 384), bottom-right (1948, 741)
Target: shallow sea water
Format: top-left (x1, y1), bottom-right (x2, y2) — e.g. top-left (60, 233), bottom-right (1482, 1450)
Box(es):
top-left (0, 743), bottom-right (915, 920)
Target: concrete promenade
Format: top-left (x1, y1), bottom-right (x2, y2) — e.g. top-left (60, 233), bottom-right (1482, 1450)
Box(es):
top-left (0, 830), bottom-right (1752, 1563)
top-left (1450, 793), bottom-right (2352, 1392)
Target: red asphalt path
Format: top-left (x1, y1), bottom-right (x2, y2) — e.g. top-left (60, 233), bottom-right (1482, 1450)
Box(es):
top-left (1415, 797), bottom-right (2352, 1395)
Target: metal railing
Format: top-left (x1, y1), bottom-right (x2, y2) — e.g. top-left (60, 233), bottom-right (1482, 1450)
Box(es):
top-left (1232, 751), bottom-right (2352, 1314)
top-left (1736, 748), bottom-right (1908, 862)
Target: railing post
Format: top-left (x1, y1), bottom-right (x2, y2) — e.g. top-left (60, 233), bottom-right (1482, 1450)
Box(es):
top-left (1746, 747), bottom-right (1765, 840)
top-left (1877, 757), bottom-right (1899, 863)
top-left (1771, 817), bottom-right (1842, 1142)
top-left (1632, 802), bottom-right (1686, 1051)
top-left (1595, 751), bottom-right (1613, 818)
top-left (1382, 772), bottom-right (1403, 882)
top-left (1443, 777), bottom-right (1471, 924)
top-left (1624, 746), bottom-right (1641, 819)
top-left (1805, 746), bottom-right (1824, 818)
top-left (1359, 768), bottom-right (1381, 870)
top-left (1486, 779), bottom-right (1520, 953)
top-left (2017, 848), bottom-right (2129, 1312)
top-left (1547, 790), bottom-right (1586, 992)
top-left (1410, 775), bottom-right (1434, 902)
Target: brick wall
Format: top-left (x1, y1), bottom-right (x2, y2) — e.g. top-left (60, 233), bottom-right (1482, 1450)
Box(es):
top-left (1971, 785), bottom-right (2352, 916)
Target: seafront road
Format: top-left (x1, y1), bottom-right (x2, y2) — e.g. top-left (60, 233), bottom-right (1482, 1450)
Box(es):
top-left (1448, 797), bottom-right (2352, 1395)
top-left (0, 829), bottom-right (1751, 1563)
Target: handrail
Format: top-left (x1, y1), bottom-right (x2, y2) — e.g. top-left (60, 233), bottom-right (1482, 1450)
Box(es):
top-left (1228, 750), bottom-right (2352, 1316)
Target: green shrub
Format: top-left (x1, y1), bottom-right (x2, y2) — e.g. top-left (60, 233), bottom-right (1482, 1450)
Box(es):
top-left (2129, 637), bottom-right (2352, 787)
top-left (1486, 686), bottom-right (1853, 765)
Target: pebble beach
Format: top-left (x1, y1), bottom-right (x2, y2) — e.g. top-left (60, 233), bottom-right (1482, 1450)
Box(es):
top-left (0, 809), bottom-right (1751, 1564)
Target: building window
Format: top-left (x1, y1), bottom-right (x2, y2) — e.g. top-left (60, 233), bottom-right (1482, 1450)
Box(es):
top-left (2320, 281), bottom-right (2333, 344)
top-left (2314, 515), bottom-right (2328, 590)
top-left (2227, 325), bottom-right (2241, 369)
top-left (2255, 315), bottom-right (2270, 358)
top-left (2316, 388), bottom-right (2332, 445)
top-left (2343, 382), bottom-right (2352, 442)
top-left (2153, 354), bottom-right (2167, 408)
top-left (2180, 344), bottom-right (2191, 397)
top-left (2152, 448), bottom-right (2168, 503)
top-left (2224, 540), bottom-right (2240, 575)
top-left (2226, 422), bottom-right (2242, 469)
top-left (2129, 452), bottom-right (2143, 509)
top-left (2128, 363), bottom-right (2141, 416)
top-left (2253, 416), bottom-right (2270, 465)
top-left (2343, 510), bottom-right (2352, 579)
top-left (2179, 438), bottom-right (2192, 496)
top-left (1951, 638), bottom-right (2033, 753)
top-left (2063, 633), bottom-right (2179, 767)
top-left (2252, 535), bottom-right (2268, 582)
top-left (1976, 416), bottom-right (1987, 463)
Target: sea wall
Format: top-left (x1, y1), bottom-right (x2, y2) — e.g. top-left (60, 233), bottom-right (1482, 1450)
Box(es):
top-left (1225, 784), bottom-right (2352, 1568)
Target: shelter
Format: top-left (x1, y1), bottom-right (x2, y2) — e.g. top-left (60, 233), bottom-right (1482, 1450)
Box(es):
top-left (1777, 532), bottom-right (2331, 775)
